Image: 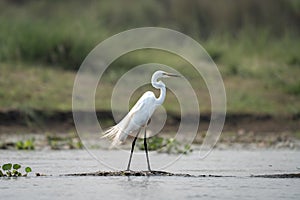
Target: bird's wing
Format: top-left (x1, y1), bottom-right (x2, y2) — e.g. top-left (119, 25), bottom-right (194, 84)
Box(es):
top-left (102, 91), bottom-right (157, 146)
top-left (128, 91), bottom-right (157, 126)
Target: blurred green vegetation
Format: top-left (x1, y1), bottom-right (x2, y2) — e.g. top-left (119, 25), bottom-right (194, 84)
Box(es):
top-left (0, 0), bottom-right (300, 115)
top-left (137, 136), bottom-right (193, 154)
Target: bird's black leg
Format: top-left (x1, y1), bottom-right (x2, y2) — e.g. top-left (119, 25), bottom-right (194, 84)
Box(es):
top-left (144, 127), bottom-right (152, 171)
top-left (126, 129), bottom-right (141, 171)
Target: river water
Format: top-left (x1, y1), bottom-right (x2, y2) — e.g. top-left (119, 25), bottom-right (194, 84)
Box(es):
top-left (1, 149), bottom-right (300, 199)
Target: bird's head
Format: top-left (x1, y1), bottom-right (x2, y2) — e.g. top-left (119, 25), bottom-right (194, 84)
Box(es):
top-left (153, 70), bottom-right (181, 79)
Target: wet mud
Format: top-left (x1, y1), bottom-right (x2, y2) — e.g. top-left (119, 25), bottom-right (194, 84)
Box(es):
top-left (64, 171), bottom-right (300, 178)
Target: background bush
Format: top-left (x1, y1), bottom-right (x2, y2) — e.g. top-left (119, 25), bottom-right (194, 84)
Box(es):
top-left (0, 0), bottom-right (299, 70)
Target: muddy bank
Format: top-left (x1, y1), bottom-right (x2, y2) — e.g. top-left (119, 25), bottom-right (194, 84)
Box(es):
top-left (65, 170), bottom-right (193, 177)
top-left (0, 109), bottom-right (300, 133)
top-left (64, 170), bottom-right (300, 178)
top-left (1, 130), bottom-right (299, 150)
top-left (1, 110), bottom-right (300, 150)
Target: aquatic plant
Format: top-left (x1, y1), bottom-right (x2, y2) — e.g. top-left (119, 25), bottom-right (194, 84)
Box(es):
top-left (15, 138), bottom-right (35, 150)
top-left (0, 163), bottom-right (32, 177)
top-left (47, 134), bottom-right (83, 150)
top-left (138, 136), bottom-right (193, 154)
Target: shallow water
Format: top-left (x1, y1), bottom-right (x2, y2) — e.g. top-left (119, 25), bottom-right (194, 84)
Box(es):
top-left (1, 149), bottom-right (300, 200)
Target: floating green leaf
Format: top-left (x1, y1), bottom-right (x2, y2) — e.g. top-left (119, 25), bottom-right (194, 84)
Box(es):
top-left (25, 167), bottom-right (32, 173)
top-left (2, 163), bottom-right (12, 171)
top-left (0, 163), bottom-right (33, 177)
top-left (13, 164), bottom-right (21, 170)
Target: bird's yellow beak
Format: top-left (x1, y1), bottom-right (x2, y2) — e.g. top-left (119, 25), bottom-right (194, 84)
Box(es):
top-left (163, 73), bottom-right (181, 78)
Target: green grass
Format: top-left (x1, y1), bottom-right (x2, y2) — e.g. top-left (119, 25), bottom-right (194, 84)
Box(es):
top-left (0, 0), bottom-right (299, 116)
top-left (1, 33), bottom-right (300, 115)
top-left (0, 63), bottom-right (75, 111)
top-left (1, 39), bottom-right (300, 116)
top-left (0, 1), bottom-right (109, 69)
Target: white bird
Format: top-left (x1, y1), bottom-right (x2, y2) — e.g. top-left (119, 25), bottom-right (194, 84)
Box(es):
top-left (103, 70), bottom-right (180, 171)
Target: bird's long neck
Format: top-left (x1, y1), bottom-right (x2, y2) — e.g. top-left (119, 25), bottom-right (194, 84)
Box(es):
top-left (151, 76), bottom-right (166, 105)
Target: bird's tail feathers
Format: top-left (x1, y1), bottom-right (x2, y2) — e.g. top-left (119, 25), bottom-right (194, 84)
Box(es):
top-left (102, 125), bottom-right (125, 147)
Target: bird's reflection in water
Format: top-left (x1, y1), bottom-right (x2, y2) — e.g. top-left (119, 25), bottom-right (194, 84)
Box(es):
top-left (126, 176), bottom-right (150, 189)
top-left (117, 175), bottom-right (164, 198)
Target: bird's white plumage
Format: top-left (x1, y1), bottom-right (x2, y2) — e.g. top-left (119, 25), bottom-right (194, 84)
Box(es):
top-left (103, 91), bottom-right (158, 146)
top-left (102, 70), bottom-right (178, 146)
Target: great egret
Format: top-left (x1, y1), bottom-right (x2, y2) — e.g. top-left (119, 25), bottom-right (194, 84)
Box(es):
top-left (103, 70), bottom-right (180, 171)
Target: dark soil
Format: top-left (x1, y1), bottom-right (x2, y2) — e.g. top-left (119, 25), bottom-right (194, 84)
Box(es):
top-left (251, 173), bottom-right (300, 178)
top-left (64, 170), bottom-right (300, 178)
top-left (64, 170), bottom-right (193, 177)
